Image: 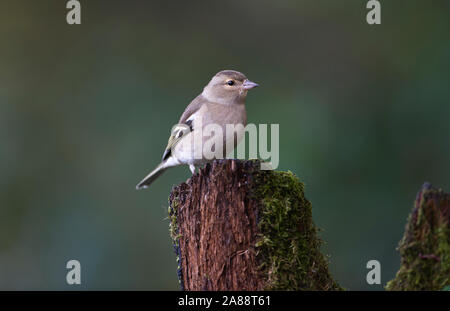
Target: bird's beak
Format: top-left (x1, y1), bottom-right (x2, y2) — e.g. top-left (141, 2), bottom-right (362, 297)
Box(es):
top-left (242, 79), bottom-right (259, 90)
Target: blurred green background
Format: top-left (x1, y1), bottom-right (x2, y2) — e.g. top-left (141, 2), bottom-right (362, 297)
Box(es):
top-left (1, 0), bottom-right (449, 290)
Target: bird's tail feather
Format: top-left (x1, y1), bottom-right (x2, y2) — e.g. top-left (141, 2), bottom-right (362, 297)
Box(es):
top-left (136, 162), bottom-right (168, 190)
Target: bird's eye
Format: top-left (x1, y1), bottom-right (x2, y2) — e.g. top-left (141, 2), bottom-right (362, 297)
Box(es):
top-left (226, 80), bottom-right (235, 86)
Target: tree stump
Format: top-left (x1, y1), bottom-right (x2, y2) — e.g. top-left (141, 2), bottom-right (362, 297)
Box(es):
top-left (386, 182), bottom-right (450, 290)
top-left (168, 159), bottom-right (341, 291)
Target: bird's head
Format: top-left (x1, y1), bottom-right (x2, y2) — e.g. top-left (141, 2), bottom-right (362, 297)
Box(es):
top-left (202, 70), bottom-right (259, 105)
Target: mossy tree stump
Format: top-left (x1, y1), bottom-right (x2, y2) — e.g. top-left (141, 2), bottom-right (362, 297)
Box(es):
top-left (168, 159), bottom-right (341, 291)
top-left (386, 182), bottom-right (450, 291)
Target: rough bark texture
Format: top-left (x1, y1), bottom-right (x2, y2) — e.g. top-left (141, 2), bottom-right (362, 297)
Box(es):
top-left (168, 159), bottom-right (341, 291)
top-left (386, 182), bottom-right (450, 291)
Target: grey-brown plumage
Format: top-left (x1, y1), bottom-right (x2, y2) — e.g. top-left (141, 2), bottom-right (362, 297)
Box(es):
top-left (136, 70), bottom-right (259, 189)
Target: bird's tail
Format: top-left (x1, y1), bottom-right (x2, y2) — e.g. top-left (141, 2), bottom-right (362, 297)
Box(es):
top-left (136, 162), bottom-right (168, 190)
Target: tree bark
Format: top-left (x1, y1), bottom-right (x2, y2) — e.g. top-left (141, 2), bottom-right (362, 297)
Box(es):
top-left (168, 159), bottom-right (341, 291)
top-left (386, 182), bottom-right (450, 291)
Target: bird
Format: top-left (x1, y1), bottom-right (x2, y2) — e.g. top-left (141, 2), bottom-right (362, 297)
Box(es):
top-left (136, 70), bottom-right (259, 190)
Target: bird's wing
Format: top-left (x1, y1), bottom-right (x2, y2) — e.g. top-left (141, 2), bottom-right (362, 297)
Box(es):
top-left (161, 95), bottom-right (205, 161)
top-left (178, 94), bottom-right (206, 124)
top-left (161, 122), bottom-right (192, 161)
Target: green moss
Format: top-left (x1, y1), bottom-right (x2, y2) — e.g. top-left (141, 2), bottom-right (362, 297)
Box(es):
top-left (253, 169), bottom-right (342, 290)
top-left (168, 197), bottom-right (180, 243)
top-left (386, 183), bottom-right (450, 291)
top-left (168, 193), bottom-right (183, 288)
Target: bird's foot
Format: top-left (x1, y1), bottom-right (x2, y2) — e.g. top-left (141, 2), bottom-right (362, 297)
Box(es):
top-left (189, 164), bottom-right (196, 174)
